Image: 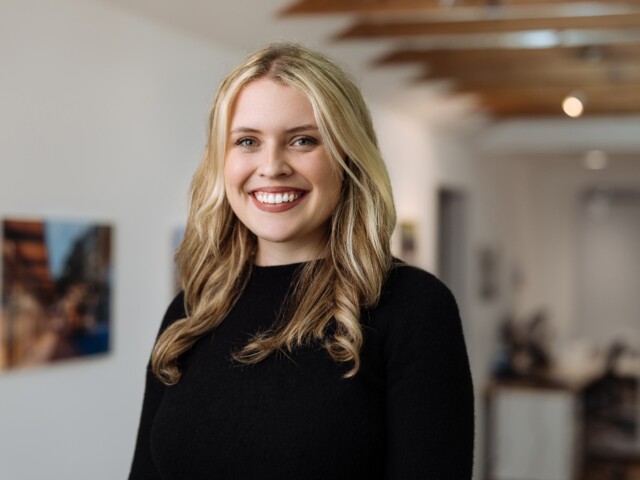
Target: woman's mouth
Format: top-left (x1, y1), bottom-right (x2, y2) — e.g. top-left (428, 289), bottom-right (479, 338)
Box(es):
top-left (254, 191), bottom-right (302, 205)
top-left (250, 189), bottom-right (307, 212)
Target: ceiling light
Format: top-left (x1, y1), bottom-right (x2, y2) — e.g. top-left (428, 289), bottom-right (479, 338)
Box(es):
top-left (517, 30), bottom-right (560, 49)
top-left (562, 92), bottom-right (585, 118)
top-left (583, 150), bottom-right (608, 170)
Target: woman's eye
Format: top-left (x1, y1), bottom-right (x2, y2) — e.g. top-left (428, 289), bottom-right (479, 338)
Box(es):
top-left (292, 137), bottom-right (317, 147)
top-left (236, 138), bottom-right (257, 148)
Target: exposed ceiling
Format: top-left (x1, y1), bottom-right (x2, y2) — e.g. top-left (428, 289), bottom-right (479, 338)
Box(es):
top-left (92, 0), bottom-right (640, 142)
top-left (281, 0), bottom-right (640, 117)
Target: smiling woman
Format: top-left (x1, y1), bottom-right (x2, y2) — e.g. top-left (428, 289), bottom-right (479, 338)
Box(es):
top-left (129, 42), bottom-right (474, 480)
top-left (224, 78), bottom-right (342, 266)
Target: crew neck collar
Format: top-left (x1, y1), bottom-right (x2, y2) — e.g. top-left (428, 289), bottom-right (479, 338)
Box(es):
top-left (252, 261), bottom-right (309, 272)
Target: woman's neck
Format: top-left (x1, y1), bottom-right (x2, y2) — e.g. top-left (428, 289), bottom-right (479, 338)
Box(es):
top-left (255, 238), bottom-right (327, 266)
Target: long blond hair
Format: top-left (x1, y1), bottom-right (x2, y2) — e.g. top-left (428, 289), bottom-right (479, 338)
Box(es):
top-left (152, 43), bottom-right (396, 385)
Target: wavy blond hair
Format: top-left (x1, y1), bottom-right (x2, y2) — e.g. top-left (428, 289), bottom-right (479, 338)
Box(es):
top-left (152, 42), bottom-right (396, 385)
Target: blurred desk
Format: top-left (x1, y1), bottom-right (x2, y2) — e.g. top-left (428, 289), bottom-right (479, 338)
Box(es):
top-left (583, 374), bottom-right (640, 480)
top-left (586, 448), bottom-right (640, 480)
top-left (486, 375), bottom-right (640, 480)
top-left (485, 380), bottom-right (584, 480)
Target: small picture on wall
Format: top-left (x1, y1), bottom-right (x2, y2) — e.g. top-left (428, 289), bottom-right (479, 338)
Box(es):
top-left (399, 221), bottom-right (417, 266)
top-left (478, 245), bottom-right (500, 301)
top-left (1, 218), bottom-right (112, 372)
top-left (172, 226), bottom-right (185, 296)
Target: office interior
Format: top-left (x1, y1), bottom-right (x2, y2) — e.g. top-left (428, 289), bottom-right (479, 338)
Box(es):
top-left (1, 0), bottom-right (640, 479)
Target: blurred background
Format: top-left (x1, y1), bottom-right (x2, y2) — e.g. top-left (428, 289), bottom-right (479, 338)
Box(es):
top-left (1, 0), bottom-right (640, 478)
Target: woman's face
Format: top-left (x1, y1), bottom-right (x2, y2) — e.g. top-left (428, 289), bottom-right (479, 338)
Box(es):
top-left (224, 78), bottom-right (343, 266)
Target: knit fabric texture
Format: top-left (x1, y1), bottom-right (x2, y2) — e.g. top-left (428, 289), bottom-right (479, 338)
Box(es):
top-left (129, 261), bottom-right (474, 479)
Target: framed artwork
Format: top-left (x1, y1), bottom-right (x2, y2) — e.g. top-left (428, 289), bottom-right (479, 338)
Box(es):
top-left (1, 218), bottom-right (112, 371)
top-left (399, 221), bottom-right (417, 266)
top-left (478, 245), bottom-right (500, 301)
top-left (172, 226), bottom-right (185, 296)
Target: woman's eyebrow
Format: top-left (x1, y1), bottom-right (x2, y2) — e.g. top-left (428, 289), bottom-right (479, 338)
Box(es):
top-left (230, 127), bottom-right (260, 134)
top-left (285, 124), bottom-right (318, 133)
top-left (229, 125), bottom-right (318, 135)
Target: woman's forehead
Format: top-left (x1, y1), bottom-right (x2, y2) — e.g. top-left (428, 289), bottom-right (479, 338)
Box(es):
top-left (228, 78), bottom-right (318, 132)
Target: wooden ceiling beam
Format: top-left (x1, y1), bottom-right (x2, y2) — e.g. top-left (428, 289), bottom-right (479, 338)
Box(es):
top-left (421, 61), bottom-right (640, 87)
top-left (337, 13), bottom-right (640, 39)
top-left (283, 0), bottom-right (640, 15)
top-left (483, 99), bottom-right (640, 115)
top-left (281, 1), bottom-right (640, 115)
top-left (468, 83), bottom-right (640, 99)
top-left (463, 83), bottom-right (640, 115)
top-left (376, 44), bottom-right (640, 66)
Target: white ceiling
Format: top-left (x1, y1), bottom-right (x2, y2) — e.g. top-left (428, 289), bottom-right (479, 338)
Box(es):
top-left (93, 0), bottom-right (640, 152)
top-left (92, 0), bottom-right (467, 113)
top-left (94, 0), bottom-right (414, 93)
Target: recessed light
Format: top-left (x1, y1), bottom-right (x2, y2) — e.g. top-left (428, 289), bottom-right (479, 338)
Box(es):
top-left (583, 150), bottom-right (608, 170)
top-left (563, 93), bottom-right (585, 118)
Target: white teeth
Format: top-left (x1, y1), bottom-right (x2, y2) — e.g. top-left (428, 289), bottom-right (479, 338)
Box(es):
top-left (254, 191), bottom-right (301, 205)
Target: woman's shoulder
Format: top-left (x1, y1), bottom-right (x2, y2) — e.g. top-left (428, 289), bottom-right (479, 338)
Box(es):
top-left (366, 260), bottom-right (470, 380)
top-left (381, 259), bottom-right (458, 312)
top-left (369, 259), bottom-right (462, 340)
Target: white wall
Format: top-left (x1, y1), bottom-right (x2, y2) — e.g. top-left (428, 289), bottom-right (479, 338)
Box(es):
top-left (509, 155), bottom-right (640, 346)
top-left (373, 104), bottom-right (527, 478)
top-left (6, 2), bottom-right (636, 478)
top-left (2, 3), bottom-right (499, 476)
top-left (372, 106), bottom-right (438, 270)
top-left (0, 1), bottom-right (241, 478)
top-left (578, 187), bottom-right (640, 344)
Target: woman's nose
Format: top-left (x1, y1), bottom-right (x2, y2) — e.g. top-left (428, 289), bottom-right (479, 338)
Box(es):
top-left (257, 144), bottom-right (293, 177)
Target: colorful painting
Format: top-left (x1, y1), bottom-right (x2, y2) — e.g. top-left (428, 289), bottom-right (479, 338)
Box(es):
top-left (1, 218), bottom-right (112, 371)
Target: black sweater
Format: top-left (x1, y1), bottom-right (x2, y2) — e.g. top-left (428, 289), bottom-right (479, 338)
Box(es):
top-left (129, 262), bottom-right (474, 479)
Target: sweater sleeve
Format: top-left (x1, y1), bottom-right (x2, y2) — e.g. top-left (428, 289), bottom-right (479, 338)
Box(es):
top-left (383, 267), bottom-right (474, 479)
top-left (129, 292), bottom-right (186, 479)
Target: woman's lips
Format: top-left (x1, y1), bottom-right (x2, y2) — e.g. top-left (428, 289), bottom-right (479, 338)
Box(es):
top-left (250, 189), bottom-right (307, 212)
